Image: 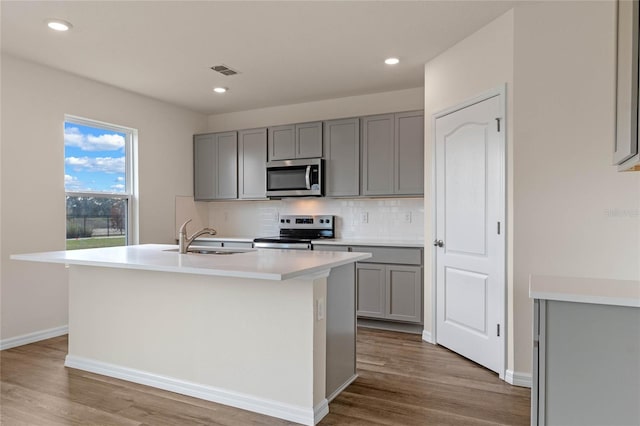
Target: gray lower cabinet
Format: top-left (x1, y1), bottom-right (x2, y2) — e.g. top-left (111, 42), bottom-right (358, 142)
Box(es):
top-left (194, 132), bottom-right (238, 200)
top-left (532, 299), bottom-right (640, 425)
top-left (238, 128), bottom-right (267, 199)
top-left (268, 121), bottom-right (322, 160)
top-left (356, 263), bottom-right (386, 318)
top-left (323, 118), bottom-right (360, 197)
top-left (192, 240), bottom-right (253, 249)
top-left (361, 111), bottom-right (424, 196)
top-left (356, 263), bottom-right (421, 323)
top-left (316, 244), bottom-right (423, 325)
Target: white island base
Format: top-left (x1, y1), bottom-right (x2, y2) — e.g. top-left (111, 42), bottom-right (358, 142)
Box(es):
top-left (67, 265), bottom-right (332, 425)
top-left (12, 245), bottom-right (371, 426)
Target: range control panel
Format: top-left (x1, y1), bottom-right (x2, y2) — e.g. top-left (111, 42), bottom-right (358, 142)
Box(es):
top-left (278, 215), bottom-right (334, 230)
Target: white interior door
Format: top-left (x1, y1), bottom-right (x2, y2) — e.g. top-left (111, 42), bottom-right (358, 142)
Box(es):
top-left (434, 91), bottom-right (505, 375)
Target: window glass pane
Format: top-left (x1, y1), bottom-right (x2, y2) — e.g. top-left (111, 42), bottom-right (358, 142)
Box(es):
top-left (64, 122), bottom-right (126, 193)
top-left (66, 196), bottom-right (127, 250)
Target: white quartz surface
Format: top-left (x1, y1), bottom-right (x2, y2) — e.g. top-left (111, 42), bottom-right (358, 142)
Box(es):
top-left (311, 239), bottom-right (424, 248)
top-left (529, 274), bottom-right (640, 308)
top-left (11, 244), bottom-right (371, 281)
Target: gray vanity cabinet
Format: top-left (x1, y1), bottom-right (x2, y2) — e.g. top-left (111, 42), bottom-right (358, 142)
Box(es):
top-left (194, 131), bottom-right (238, 200)
top-left (268, 121), bottom-right (322, 160)
top-left (361, 111), bottom-right (424, 196)
top-left (238, 128), bottom-right (267, 199)
top-left (323, 118), bottom-right (360, 197)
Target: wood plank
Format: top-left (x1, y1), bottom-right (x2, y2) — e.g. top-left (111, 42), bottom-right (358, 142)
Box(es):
top-left (1, 328), bottom-right (530, 425)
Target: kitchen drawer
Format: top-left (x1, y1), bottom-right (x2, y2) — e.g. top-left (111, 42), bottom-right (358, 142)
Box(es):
top-left (313, 244), bottom-right (348, 252)
top-left (354, 246), bottom-right (422, 266)
top-left (222, 242), bottom-right (253, 249)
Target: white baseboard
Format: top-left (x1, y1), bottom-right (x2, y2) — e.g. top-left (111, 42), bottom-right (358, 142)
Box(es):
top-left (65, 355), bottom-right (323, 425)
top-left (326, 374), bottom-right (358, 403)
top-left (505, 369), bottom-right (532, 388)
top-left (421, 329), bottom-right (434, 344)
top-left (0, 325), bottom-right (68, 351)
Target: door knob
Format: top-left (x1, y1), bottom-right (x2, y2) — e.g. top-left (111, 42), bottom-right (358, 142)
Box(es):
top-left (433, 239), bottom-right (444, 247)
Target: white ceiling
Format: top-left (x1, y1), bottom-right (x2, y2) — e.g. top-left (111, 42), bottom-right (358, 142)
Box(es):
top-left (1, 1), bottom-right (517, 115)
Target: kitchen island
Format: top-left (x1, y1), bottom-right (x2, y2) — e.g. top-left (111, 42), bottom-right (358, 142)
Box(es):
top-left (12, 244), bottom-right (371, 425)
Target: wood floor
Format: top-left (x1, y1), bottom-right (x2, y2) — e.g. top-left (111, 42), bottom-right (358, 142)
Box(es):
top-left (1, 328), bottom-right (530, 425)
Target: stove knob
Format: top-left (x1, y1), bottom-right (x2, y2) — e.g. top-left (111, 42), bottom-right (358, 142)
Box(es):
top-left (326, 219), bottom-right (331, 224)
top-left (286, 219), bottom-right (291, 223)
top-left (319, 219), bottom-right (324, 223)
top-left (280, 219), bottom-right (285, 223)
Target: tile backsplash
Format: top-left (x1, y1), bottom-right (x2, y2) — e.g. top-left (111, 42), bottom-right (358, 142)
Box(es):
top-left (193, 197), bottom-right (424, 241)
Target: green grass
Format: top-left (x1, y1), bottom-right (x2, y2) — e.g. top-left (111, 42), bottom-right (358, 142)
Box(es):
top-left (66, 237), bottom-right (126, 250)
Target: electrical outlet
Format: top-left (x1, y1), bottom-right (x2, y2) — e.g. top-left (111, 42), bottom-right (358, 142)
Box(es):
top-left (402, 212), bottom-right (412, 223)
top-left (316, 298), bottom-right (325, 321)
top-left (360, 212), bottom-right (369, 224)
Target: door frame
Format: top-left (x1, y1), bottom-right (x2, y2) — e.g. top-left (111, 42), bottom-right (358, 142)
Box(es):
top-left (430, 84), bottom-right (507, 379)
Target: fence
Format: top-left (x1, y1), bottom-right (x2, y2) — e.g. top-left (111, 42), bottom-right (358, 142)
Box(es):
top-left (66, 215), bottom-right (126, 238)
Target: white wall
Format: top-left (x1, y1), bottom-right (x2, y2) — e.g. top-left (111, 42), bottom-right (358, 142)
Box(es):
top-left (425, 1), bottom-right (640, 381)
top-left (0, 55), bottom-right (206, 341)
top-left (512, 1), bottom-right (640, 375)
top-left (424, 8), bottom-right (515, 368)
top-left (207, 87), bottom-right (424, 132)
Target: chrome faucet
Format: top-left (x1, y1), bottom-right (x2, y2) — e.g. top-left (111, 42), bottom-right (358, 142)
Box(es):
top-left (178, 219), bottom-right (217, 254)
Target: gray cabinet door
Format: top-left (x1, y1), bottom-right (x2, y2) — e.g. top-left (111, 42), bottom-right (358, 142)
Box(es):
top-left (295, 121), bottom-right (323, 158)
top-left (215, 132), bottom-right (238, 199)
top-left (356, 263), bottom-right (386, 319)
top-left (323, 118), bottom-right (359, 197)
top-left (362, 114), bottom-right (395, 195)
top-left (238, 128), bottom-right (267, 199)
top-left (268, 125), bottom-right (295, 160)
top-left (386, 265), bottom-right (422, 323)
top-left (395, 111), bottom-right (424, 195)
top-left (194, 134), bottom-right (217, 200)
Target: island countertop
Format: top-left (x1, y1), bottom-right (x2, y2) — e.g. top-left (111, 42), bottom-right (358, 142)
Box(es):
top-left (11, 244), bottom-right (371, 281)
top-left (529, 274), bottom-right (640, 307)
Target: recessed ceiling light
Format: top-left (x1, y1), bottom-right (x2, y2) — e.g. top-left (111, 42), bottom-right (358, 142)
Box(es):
top-left (213, 87), bottom-right (227, 94)
top-left (384, 57), bottom-right (400, 65)
top-left (46, 19), bottom-right (73, 32)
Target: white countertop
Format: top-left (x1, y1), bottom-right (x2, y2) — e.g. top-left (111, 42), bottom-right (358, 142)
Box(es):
top-left (529, 274), bottom-right (640, 308)
top-left (11, 244), bottom-right (371, 281)
top-left (313, 239), bottom-right (424, 248)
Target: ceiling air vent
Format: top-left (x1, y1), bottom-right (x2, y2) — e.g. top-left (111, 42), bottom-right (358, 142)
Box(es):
top-left (210, 65), bottom-right (239, 76)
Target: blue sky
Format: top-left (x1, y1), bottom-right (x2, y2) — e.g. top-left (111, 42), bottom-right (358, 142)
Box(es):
top-left (64, 122), bottom-right (126, 193)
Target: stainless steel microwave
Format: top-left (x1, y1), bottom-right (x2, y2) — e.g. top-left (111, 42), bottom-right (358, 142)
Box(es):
top-left (266, 158), bottom-right (323, 197)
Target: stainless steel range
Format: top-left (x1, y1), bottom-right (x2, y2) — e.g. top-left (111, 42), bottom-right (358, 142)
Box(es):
top-left (253, 215), bottom-right (335, 250)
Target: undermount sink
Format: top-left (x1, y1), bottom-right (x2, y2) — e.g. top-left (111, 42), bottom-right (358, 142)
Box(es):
top-left (164, 247), bottom-right (253, 255)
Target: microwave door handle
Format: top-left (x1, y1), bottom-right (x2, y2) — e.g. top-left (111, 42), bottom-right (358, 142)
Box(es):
top-left (305, 165), bottom-right (311, 189)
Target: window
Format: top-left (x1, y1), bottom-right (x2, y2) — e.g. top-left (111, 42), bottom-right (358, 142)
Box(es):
top-left (64, 115), bottom-right (137, 250)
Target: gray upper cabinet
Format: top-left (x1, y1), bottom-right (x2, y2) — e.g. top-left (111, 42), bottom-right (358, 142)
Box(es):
top-left (268, 125), bottom-right (295, 160)
top-left (615, 0), bottom-right (640, 171)
top-left (362, 111), bottom-right (424, 196)
top-left (194, 131), bottom-right (237, 201)
top-left (362, 114), bottom-right (395, 195)
top-left (268, 121), bottom-right (322, 161)
top-left (194, 134), bottom-right (217, 200)
top-left (295, 121), bottom-right (323, 158)
top-left (323, 118), bottom-right (360, 197)
top-left (395, 111), bottom-right (424, 194)
top-left (238, 128), bottom-right (267, 199)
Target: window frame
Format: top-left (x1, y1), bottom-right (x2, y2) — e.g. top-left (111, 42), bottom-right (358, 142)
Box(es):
top-left (64, 114), bottom-right (139, 246)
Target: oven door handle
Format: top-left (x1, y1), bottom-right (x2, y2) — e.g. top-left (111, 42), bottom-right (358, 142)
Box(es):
top-left (305, 165), bottom-right (311, 189)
